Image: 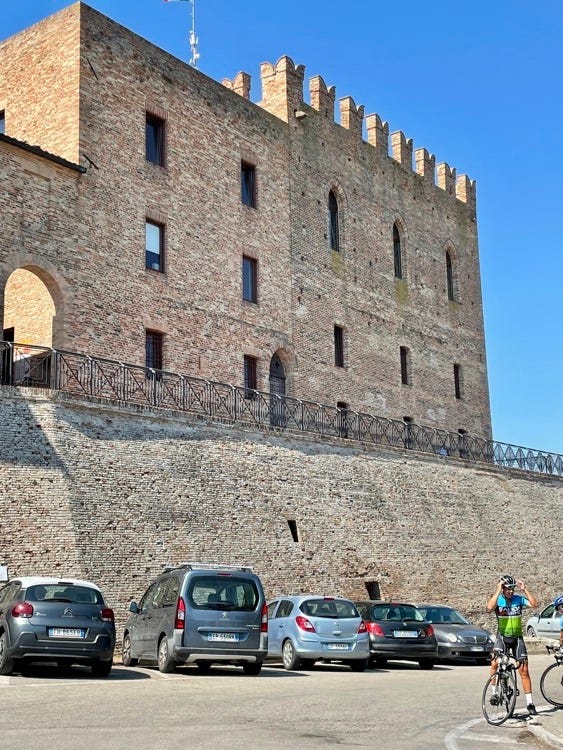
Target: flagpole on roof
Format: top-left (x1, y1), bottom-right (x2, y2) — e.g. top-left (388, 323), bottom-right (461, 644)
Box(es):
top-left (163, 0), bottom-right (200, 68)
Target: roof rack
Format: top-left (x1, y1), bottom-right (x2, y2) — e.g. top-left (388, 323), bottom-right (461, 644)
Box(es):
top-left (163, 562), bottom-right (254, 573)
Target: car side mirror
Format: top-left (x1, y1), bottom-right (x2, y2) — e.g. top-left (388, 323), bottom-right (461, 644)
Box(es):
top-left (129, 601), bottom-right (138, 613)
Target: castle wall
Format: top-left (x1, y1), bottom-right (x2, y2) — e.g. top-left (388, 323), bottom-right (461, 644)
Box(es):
top-left (0, 389), bottom-right (560, 635)
top-left (0, 3), bottom-right (491, 440)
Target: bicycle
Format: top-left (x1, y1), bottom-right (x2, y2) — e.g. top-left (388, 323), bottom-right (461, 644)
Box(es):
top-left (540, 645), bottom-right (563, 708)
top-left (481, 650), bottom-right (519, 725)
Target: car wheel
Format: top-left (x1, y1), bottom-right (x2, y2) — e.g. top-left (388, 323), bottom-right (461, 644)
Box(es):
top-left (196, 661), bottom-right (212, 674)
top-left (282, 639), bottom-right (302, 671)
top-left (157, 636), bottom-right (176, 673)
top-left (419, 658), bottom-right (435, 670)
top-left (242, 662), bottom-right (262, 675)
top-left (0, 632), bottom-right (13, 676)
top-left (527, 626), bottom-right (537, 637)
top-left (348, 659), bottom-right (368, 672)
top-left (121, 633), bottom-right (138, 667)
top-left (91, 660), bottom-right (113, 678)
top-left (370, 656), bottom-right (387, 668)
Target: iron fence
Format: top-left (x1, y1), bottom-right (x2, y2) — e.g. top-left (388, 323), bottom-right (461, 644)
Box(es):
top-left (1, 341), bottom-right (561, 476)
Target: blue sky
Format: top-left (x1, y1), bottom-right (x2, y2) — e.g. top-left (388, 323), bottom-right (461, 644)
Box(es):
top-left (2, 1), bottom-right (562, 454)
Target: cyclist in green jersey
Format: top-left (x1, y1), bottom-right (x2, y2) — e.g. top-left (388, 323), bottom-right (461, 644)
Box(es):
top-left (486, 575), bottom-right (539, 716)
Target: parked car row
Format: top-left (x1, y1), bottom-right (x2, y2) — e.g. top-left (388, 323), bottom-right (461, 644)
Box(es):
top-left (0, 565), bottom-right (498, 678)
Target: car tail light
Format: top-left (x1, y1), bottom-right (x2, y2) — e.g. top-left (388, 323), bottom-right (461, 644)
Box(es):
top-left (366, 622), bottom-right (384, 636)
top-left (424, 624), bottom-right (434, 637)
top-left (261, 603), bottom-right (268, 633)
top-left (295, 615), bottom-right (316, 633)
top-left (12, 602), bottom-right (33, 618)
top-left (101, 607), bottom-right (114, 623)
top-left (357, 620), bottom-right (367, 634)
top-left (174, 596), bottom-right (186, 630)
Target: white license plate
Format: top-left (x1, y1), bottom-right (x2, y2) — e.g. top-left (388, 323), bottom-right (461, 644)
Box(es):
top-left (208, 632), bottom-right (239, 642)
top-left (470, 645), bottom-right (484, 651)
top-left (394, 630), bottom-right (418, 638)
top-left (326, 642), bottom-right (350, 650)
top-left (48, 628), bottom-right (86, 639)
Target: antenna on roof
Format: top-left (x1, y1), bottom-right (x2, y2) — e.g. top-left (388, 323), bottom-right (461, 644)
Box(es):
top-left (163, 0), bottom-right (200, 68)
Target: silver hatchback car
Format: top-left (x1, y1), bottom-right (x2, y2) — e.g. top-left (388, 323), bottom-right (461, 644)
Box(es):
top-left (267, 595), bottom-right (369, 671)
top-left (0, 577), bottom-right (116, 676)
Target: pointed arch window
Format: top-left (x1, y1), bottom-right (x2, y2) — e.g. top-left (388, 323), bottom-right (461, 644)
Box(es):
top-left (328, 190), bottom-right (340, 252)
top-left (446, 250), bottom-right (455, 301)
top-left (393, 223), bottom-right (403, 279)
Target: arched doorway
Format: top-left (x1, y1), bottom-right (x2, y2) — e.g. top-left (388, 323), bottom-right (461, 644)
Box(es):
top-left (2, 267), bottom-right (57, 386)
top-left (269, 352), bottom-right (286, 427)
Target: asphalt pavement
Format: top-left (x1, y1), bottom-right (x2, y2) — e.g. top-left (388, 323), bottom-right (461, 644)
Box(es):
top-left (522, 639), bottom-right (563, 749)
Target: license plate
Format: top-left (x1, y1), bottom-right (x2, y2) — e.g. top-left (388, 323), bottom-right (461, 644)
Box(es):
top-left (471, 645), bottom-right (484, 651)
top-left (394, 630), bottom-right (418, 638)
top-left (326, 642), bottom-right (350, 650)
top-left (48, 628), bottom-right (86, 639)
top-left (208, 632), bottom-right (239, 642)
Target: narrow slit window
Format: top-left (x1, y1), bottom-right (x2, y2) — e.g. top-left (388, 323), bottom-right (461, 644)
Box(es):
top-left (146, 220), bottom-right (164, 272)
top-left (242, 255), bottom-right (258, 302)
top-left (329, 190), bottom-right (340, 251)
top-left (241, 161), bottom-right (256, 207)
top-left (446, 251), bottom-right (455, 301)
top-left (334, 325), bottom-right (344, 368)
top-left (454, 363), bottom-right (462, 399)
top-left (243, 355), bottom-right (257, 398)
top-left (287, 519), bottom-right (299, 543)
top-left (393, 223), bottom-right (403, 279)
top-left (400, 346), bottom-right (409, 385)
top-left (146, 113), bottom-right (165, 166)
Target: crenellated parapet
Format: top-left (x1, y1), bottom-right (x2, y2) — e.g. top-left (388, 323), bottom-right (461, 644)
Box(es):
top-left (222, 71), bottom-right (251, 99)
top-left (259, 55), bottom-right (305, 122)
top-left (222, 55), bottom-right (475, 204)
top-left (309, 75), bottom-right (335, 119)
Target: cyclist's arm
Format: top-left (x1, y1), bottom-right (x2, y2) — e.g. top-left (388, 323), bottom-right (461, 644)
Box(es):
top-left (517, 580), bottom-right (539, 608)
top-left (486, 584), bottom-right (502, 612)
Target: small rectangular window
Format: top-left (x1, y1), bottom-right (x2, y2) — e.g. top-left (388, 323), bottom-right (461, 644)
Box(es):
top-left (145, 330), bottom-right (163, 372)
top-left (334, 326), bottom-right (344, 368)
top-left (336, 400), bottom-right (349, 438)
top-left (454, 363), bottom-right (462, 399)
top-left (243, 355), bottom-right (257, 397)
top-left (241, 161), bottom-right (256, 207)
top-left (0, 111), bottom-right (5, 136)
top-left (146, 220), bottom-right (164, 272)
top-left (400, 346), bottom-right (409, 385)
top-left (146, 113), bottom-right (165, 166)
top-left (242, 255), bottom-right (257, 302)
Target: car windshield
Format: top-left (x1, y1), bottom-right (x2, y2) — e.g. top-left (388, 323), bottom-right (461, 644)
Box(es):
top-left (370, 604), bottom-right (424, 622)
top-left (189, 575), bottom-right (259, 611)
top-left (26, 584), bottom-right (103, 604)
top-left (419, 606), bottom-right (469, 625)
top-left (300, 599), bottom-right (359, 618)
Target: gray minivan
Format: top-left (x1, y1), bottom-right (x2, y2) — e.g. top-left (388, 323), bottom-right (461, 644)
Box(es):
top-left (122, 563), bottom-right (267, 674)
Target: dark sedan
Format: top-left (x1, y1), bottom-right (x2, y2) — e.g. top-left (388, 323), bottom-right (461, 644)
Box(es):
top-left (354, 600), bottom-right (437, 669)
top-left (416, 604), bottom-right (493, 663)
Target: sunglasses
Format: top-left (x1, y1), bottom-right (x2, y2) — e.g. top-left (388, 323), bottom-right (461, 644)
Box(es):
top-left (503, 585), bottom-right (516, 591)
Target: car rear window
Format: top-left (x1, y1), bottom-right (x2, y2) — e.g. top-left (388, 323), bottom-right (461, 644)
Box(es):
top-left (370, 604), bottom-right (424, 621)
top-left (26, 584), bottom-right (103, 605)
top-left (300, 599), bottom-right (359, 619)
top-left (188, 575), bottom-right (259, 612)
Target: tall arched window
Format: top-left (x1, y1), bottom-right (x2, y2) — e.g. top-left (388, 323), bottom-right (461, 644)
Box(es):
top-left (328, 190), bottom-right (340, 252)
top-left (446, 250), bottom-right (455, 301)
top-left (393, 223), bottom-right (403, 279)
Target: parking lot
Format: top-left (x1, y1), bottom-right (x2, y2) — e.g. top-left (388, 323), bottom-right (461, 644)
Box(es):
top-left (0, 655), bottom-right (554, 750)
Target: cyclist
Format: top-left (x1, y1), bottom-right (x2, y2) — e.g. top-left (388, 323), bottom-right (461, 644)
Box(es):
top-left (486, 575), bottom-right (540, 716)
top-left (555, 594), bottom-right (563, 647)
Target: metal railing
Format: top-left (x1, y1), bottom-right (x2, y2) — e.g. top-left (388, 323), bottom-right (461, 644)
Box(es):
top-left (1, 341), bottom-right (561, 476)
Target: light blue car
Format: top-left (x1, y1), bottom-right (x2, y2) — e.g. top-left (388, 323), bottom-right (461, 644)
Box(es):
top-left (266, 595), bottom-right (369, 671)
top-left (526, 603), bottom-right (562, 639)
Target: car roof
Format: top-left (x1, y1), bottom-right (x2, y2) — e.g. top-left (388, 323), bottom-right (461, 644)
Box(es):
top-left (269, 595), bottom-right (355, 603)
top-left (9, 577), bottom-right (101, 590)
top-left (354, 600), bottom-right (419, 606)
top-left (416, 603), bottom-right (455, 609)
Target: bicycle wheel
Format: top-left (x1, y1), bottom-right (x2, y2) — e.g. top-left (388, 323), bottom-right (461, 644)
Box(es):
top-left (482, 671), bottom-right (517, 725)
top-left (540, 662), bottom-right (563, 707)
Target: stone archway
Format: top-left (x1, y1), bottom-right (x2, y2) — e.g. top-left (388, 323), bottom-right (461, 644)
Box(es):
top-left (3, 267), bottom-right (57, 347)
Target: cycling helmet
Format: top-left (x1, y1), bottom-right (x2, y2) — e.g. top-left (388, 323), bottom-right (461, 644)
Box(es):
top-left (554, 595), bottom-right (563, 609)
top-left (499, 575), bottom-right (516, 587)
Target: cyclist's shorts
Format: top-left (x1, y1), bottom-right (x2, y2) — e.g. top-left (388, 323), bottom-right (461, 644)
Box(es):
top-left (494, 633), bottom-right (528, 662)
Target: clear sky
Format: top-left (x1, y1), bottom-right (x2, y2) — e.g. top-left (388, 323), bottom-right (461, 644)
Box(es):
top-left (2, 1), bottom-right (562, 455)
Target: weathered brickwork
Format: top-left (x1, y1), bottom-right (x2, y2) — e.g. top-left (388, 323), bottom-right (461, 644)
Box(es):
top-left (0, 390), bottom-right (560, 637)
top-left (0, 3), bottom-right (491, 438)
